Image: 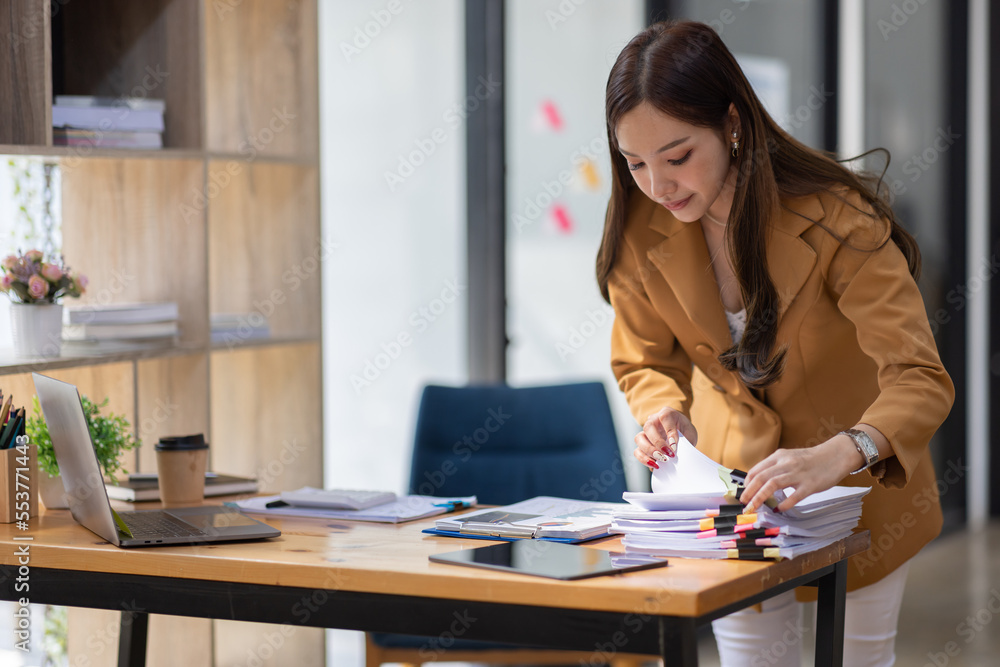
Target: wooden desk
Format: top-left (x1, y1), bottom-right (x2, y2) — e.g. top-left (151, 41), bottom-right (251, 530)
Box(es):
top-left (0, 510), bottom-right (868, 667)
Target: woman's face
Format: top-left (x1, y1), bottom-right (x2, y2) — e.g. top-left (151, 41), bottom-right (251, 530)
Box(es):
top-left (615, 101), bottom-right (737, 225)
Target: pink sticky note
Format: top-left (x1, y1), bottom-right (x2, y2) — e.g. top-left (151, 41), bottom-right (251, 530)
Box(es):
top-left (540, 100), bottom-right (564, 131)
top-left (550, 204), bottom-right (573, 233)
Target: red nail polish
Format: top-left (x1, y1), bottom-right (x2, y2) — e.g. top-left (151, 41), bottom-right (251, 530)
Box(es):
top-left (648, 460), bottom-right (659, 470)
top-left (666, 448), bottom-right (675, 458)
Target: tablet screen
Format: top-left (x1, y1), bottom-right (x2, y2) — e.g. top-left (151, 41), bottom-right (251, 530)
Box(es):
top-left (429, 541), bottom-right (668, 580)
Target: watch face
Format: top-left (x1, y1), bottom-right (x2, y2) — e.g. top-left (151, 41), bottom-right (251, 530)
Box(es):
top-left (847, 429), bottom-right (878, 463)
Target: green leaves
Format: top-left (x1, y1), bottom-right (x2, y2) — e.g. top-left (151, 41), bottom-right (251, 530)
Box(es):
top-left (27, 394), bottom-right (141, 483)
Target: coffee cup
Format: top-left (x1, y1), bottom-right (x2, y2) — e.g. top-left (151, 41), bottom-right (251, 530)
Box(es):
top-left (155, 434), bottom-right (209, 506)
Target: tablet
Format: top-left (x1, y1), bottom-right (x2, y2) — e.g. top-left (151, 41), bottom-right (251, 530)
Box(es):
top-left (429, 541), bottom-right (668, 580)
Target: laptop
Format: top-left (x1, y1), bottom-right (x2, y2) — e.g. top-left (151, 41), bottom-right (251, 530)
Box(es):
top-left (32, 373), bottom-right (281, 547)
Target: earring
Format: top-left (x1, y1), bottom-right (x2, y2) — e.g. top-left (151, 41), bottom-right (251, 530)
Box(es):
top-left (731, 131), bottom-right (739, 158)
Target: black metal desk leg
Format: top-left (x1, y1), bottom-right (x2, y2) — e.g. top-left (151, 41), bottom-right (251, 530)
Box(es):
top-left (660, 617), bottom-right (699, 667)
top-left (118, 610), bottom-right (149, 667)
top-left (814, 560), bottom-right (847, 667)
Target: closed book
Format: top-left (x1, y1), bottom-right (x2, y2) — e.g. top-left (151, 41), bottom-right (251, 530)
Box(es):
top-left (52, 105), bottom-right (165, 132)
top-left (63, 320), bottom-right (179, 341)
top-left (54, 128), bottom-right (163, 149)
top-left (64, 302), bottom-right (179, 325)
top-left (54, 95), bottom-right (167, 112)
top-left (105, 473), bottom-right (259, 502)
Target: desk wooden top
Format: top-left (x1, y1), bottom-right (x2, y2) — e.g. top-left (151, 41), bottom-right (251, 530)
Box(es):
top-left (0, 507), bottom-right (868, 617)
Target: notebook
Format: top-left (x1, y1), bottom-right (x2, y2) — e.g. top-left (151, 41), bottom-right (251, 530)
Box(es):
top-left (32, 373), bottom-right (280, 547)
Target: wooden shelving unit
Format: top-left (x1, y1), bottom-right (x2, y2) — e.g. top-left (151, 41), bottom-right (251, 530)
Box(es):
top-left (1, 1), bottom-right (323, 665)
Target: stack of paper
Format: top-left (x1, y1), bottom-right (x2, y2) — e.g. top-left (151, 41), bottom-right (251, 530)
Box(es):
top-left (614, 437), bottom-right (869, 561)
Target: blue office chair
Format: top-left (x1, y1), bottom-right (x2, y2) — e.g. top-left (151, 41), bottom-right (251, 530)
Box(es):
top-left (366, 381), bottom-right (651, 667)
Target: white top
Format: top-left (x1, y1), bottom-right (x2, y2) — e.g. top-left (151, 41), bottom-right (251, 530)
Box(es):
top-left (725, 308), bottom-right (747, 343)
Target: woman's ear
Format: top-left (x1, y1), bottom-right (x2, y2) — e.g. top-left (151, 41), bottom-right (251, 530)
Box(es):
top-left (727, 103), bottom-right (741, 139)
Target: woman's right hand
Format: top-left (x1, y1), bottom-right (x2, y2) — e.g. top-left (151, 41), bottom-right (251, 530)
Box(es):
top-left (633, 406), bottom-right (698, 470)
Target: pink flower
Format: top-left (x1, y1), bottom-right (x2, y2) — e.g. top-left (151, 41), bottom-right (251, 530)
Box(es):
top-left (24, 249), bottom-right (44, 263)
top-left (41, 263), bottom-right (63, 282)
top-left (28, 274), bottom-right (49, 299)
top-left (1, 255), bottom-right (17, 271)
top-left (0, 275), bottom-right (12, 290)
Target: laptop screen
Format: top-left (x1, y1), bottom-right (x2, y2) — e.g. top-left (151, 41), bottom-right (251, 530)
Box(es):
top-left (32, 373), bottom-right (123, 546)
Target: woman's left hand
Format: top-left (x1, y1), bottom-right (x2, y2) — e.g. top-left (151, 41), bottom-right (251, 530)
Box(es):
top-left (740, 436), bottom-right (860, 513)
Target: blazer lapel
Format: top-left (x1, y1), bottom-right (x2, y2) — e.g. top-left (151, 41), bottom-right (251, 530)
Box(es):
top-left (768, 194), bottom-right (825, 319)
top-left (645, 207), bottom-right (733, 352)
top-left (642, 192), bottom-right (826, 350)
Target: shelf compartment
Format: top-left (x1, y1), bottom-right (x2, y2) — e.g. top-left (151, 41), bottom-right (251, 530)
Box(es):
top-left (205, 0), bottom-right (318, 160)
top-left (208, 160), bottom-right (321, 340)
top-left (53, 0), bottom-right (203, 149)
top-left (210, 342), bottom-right (321, 494)
top-left (59, 157), bottom-right (208, 347)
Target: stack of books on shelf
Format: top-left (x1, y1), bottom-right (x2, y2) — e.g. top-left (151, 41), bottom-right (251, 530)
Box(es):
top-left (210, 313), bottom-right (271, 346)
top-left (52, 95), bottom-right (165, 149)
top-left (613, 437), bottom-right (869, 561)
top-left (62, 302), bottom-right (180, 355)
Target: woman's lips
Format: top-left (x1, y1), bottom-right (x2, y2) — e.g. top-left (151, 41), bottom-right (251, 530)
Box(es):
top-left (662, 195), bottom-right (692, 211)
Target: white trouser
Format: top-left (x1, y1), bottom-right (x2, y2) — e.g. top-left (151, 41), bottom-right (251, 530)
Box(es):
top-left (711, 560), bottom-right (911, 667)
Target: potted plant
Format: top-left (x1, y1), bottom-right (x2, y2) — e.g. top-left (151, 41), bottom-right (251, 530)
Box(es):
top-left (1, 249), bottom-right (88, 357)
top-left (27, 394), bottom-right (140, 509)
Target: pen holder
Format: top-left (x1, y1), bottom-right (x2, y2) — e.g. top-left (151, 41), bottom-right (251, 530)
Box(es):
top-left (0, 443), bottom-right (38, 523)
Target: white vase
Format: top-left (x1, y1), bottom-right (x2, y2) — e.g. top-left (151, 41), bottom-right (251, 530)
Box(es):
top-left (10, 302), bottom-right (63, 357)
top-left (38, 472), bottom-right (70, 509)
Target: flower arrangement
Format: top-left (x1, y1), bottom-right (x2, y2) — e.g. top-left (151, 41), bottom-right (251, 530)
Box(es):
top-left (0, 249), bottom-right (88, 304)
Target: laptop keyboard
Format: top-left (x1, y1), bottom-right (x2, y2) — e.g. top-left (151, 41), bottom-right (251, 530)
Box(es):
top-left (119, 511), bottom-right (206, 538)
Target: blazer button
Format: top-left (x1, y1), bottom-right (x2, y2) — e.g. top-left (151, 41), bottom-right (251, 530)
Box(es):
top-left (695, 343), bottom-right (714, 355)
top-left (739, 403), bottom-right (754, 417)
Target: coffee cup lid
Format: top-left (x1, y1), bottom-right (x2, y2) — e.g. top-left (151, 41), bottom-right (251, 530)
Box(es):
top-left (155, 434), bottom-right (208, 451)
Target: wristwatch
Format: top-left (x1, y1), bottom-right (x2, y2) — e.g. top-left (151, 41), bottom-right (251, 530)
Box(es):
top-left (841, 428), bottom-right (879, 474)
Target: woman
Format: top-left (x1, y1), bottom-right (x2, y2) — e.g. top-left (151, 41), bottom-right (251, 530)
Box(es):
top-left (599, 20), bottom-right (953, 666)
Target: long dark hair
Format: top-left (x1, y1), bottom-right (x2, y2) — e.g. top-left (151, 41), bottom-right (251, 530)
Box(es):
top-left (597, 20), bottom-right (920, 389)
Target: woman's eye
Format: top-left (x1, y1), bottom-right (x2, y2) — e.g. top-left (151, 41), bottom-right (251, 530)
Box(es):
top-left (669, 150), bottom-right (692, 166)
top-left (627, 161), bottom-right (644, 172)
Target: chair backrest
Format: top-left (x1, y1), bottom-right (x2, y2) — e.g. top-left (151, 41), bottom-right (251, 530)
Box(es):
top-left (407, 381), bottom-right (627, 505)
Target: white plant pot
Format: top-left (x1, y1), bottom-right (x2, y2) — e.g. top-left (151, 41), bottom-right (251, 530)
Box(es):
top-left (10, 303), bottom-right (63, 357)
top-left (38, 472), bottom-right (70, 509)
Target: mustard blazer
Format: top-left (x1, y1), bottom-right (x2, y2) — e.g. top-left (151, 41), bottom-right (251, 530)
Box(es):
top-left (608, 186), bottom-right (954, 592)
